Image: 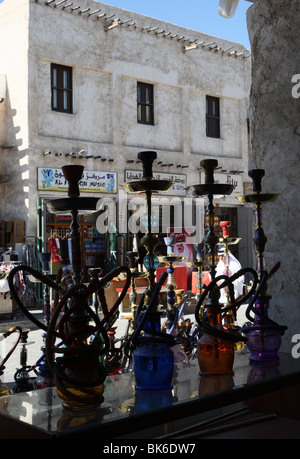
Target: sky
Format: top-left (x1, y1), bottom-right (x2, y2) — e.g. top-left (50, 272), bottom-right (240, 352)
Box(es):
top-left (98, 0), bottom-right (251, 48)
top-left (0, 0), bottom-right (251, 48)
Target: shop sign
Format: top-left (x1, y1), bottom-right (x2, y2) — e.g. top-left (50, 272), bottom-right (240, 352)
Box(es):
top-left (125, 170), bottom-right (186, 196)
top-left (38, 168), bottom-right (118, 194)
top-left (200, 172), bottom-right (243, 195)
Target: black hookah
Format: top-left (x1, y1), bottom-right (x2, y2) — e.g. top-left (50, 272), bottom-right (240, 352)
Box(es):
top-left (186, 159), bottom-right (259, 375)
top-left (236, 169), bottom-right (287, 362)
top-left (8, 165), bottom-right (131, 410)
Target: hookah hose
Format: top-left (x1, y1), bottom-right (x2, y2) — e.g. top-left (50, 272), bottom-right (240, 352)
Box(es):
top-left (8, 265), bottom-right (60, 335)
top-left (0, 327), bottom-right (22, 375)
top-left (241, 263), bottom-right (287, 336)
top-left (130, 271), bottom-right (177, 348)
top-left (166, 293), bottom-right (193, 336)
top-left (194, 267), bottom-right (259, 343)
top-left (45, 266), bottom-right (131, 404)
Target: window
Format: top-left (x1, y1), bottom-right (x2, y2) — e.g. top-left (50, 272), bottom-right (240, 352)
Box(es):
top-left (51, 63), bottom-right (73, 113)
top-left (206, 96), bottom-right (220, 138)
top-left (137, 82), bottom-right (154, 125)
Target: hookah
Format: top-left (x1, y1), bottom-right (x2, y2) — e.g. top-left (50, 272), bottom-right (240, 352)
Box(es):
top-left (186, 159), bottom-right (258, 375)
top-left (122, 151), bottom-right (178, 391)
top-left (236, 169), bottom-right (287, 362)
top-left (126, 249), bottom-right (147, 333)
top-left (218, 221), bottom-right (242, 329)
top-left (33, 252), bottom-right (55, 389)
top-left (8, 165), bottom-right (131, 410)
top-left (13, 329), bottom-right (36, 393)
top-left (158, 236), bottom-right (186, 336)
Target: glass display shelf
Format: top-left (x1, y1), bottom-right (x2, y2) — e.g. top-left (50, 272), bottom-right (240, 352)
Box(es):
top-left (0, 352), bottom-right (299, 439)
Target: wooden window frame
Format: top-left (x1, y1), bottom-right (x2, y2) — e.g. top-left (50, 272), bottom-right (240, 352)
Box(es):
top-left (51, 63), bottom-right (73, 114)
top-left (137, 82), bottom-right (154, 125)
top-left (206, 95), bottom-right (220, 138)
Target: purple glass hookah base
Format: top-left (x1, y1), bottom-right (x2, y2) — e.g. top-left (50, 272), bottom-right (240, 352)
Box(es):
top-left (243, 297), bottom-right (283, 362)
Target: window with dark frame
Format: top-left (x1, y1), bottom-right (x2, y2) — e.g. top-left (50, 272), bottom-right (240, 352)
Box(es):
top-left (206, 96), bottom-right (220, 138)
top-left (137, 82), bottom-right (154, 125)
top-left (51, 63), bottom-right (73, 114)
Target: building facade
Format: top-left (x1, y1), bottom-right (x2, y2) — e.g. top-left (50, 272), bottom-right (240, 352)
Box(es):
top-left (0, 0), bottom-right (253, 275)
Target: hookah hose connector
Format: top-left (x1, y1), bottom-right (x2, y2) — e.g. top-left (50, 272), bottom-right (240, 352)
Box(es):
top-left (195, 268), bottom-right (259, 344)
top-left (0, 326), bottom-right (22, 375)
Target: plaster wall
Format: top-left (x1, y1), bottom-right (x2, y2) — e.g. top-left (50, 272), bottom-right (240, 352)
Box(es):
top-left (247, 0), bottom-right (300, 351)
top-left (0, 0), bottom-right (251, 249)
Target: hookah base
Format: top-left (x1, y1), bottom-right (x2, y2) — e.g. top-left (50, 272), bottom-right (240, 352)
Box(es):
top-left (246, 327), bottom-right (282, 363)
top-left (133, 341), bottom-right (174, 392)
top-left (197, 334), bottom-right (235, 376)
top-left (56, 384), bottom-right (105, 411)
top-left (248, 352), bottom-right (280, 363)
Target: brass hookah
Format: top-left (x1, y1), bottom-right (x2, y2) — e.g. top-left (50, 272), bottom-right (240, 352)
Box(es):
top-left (158, 236), bottom-right (186, 335)
top-left (186, 159), bottom-right (256, 375)
top-left (218, 221), bottom-right (241, 329)
top-left (236, 169), bottom-right (287, 362)
top-left (188, 244), bottom-right (204, 299)
top-left (126, 250), bottom-right (147, 332)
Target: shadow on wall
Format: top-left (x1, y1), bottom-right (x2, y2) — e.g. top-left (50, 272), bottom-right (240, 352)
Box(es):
top-left (0, 88), bottom-right (28, 225)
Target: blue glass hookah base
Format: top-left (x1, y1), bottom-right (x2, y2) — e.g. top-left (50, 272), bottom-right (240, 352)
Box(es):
top-left (133, 341), bottom-right (174, 391)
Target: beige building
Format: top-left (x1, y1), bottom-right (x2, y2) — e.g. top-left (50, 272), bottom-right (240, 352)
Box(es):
top-left (0, 0), bottom-right (252, 276)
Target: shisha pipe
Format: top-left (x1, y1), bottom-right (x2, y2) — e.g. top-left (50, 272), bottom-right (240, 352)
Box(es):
top-left (218, 221), bottom-right (242, 326)
top-left (236, 169), bottom-right (287, 362)
top-left (158, 237), bottom-right (186, 336)
top-left (8, 165), bottom-right (131, 409)
top-left (186, 159), bottom-right (254, 375)
top-left (122, 151), bottom-right (174, 314)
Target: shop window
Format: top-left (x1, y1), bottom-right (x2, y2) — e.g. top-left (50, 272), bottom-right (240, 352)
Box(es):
top-left (137, 82), bottom-right (154, 125)
top-left (51, 63), bottom-right (73, 113)
top-left (206, 95), bottom-right (220, 138)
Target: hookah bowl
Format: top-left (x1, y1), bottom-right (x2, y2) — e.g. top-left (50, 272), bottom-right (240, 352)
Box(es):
top-left (187, 159), bottom-right (237, 376)
top-left (236, 169), bottom-right (286, 363)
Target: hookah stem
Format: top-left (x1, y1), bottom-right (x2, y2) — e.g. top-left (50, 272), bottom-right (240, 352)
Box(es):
top-left (131, 271), bottom-right (169, 346)
top-left (70, 208), bottom-right (83, 285)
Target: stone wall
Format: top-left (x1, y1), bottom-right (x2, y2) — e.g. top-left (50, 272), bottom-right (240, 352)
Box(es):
top-left (247, 0), bottom-right (300, 351)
